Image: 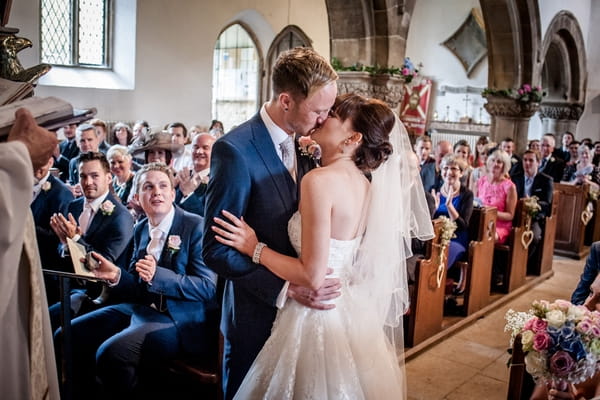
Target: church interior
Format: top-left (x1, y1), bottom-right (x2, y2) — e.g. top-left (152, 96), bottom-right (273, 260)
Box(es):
top-left (3, 0), bottom-right (600, 399)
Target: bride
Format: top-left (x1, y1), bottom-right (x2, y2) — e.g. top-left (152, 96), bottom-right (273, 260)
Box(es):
top-left (212, 93), bottom-right (433, 399)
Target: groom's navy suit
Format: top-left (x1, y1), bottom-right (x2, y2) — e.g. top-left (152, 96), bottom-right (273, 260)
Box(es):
top-left (203, 113), bottom-right (314, 399)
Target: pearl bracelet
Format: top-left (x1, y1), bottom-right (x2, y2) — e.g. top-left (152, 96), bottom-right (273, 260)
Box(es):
top-left (252, 242), bottom-right (267, 264)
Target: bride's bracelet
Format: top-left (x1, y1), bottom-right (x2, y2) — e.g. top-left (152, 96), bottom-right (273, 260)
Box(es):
top-left (252, 242), bottom-right (267, 264)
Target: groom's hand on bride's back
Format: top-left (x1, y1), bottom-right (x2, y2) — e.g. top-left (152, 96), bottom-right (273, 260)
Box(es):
top-left (287, 268), bottom-right (341, 310)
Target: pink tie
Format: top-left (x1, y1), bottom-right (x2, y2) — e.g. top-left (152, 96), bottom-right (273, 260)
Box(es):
top-left (146, 228), bottom-right (163, 261)
top-left (78, 203), bottom-right (93, 235)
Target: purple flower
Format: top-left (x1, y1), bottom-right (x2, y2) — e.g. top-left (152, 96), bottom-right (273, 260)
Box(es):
top-left (402, 67), bottom-right (410, 76)
top-left (549, 351), bottom-right (576, 377)
top-left (533, 331), bottom-right (552, 351)
top-left (523, 84), bottom-right (532, 92)
top-left (518, 89), bottom-right (524, 95)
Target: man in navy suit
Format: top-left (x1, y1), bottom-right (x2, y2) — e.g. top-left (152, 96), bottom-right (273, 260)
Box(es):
top-left (415, 135), bottom-right (436, 192)
top-left (53, 123), bottom-right (79, 182)
top-left (58, 163), bottom-right (218, 398)
top-left (49, 152), bottom-right (134, 328)
top-left (572, 242), bottom-right (600, 305)
top-left (539, 133), bottom-right (566, 182)
top-left (513, 150), bottom-right (554, 272)
top-left (203, 47), bottom-right (340, 400)
top-left (175, 133), bottom-right (216, 217)
top-left (31, 154), bottom-right (74, 303)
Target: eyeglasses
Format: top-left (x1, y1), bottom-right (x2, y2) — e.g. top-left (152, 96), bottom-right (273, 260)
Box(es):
top-left (442, 166), bottom-right (461, 172)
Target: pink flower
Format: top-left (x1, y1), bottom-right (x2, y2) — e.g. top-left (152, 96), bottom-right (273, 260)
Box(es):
top-left (167, 235), bottom-right (181, 252)
top-left (518, 89), bottom-right (524, 95)
top-left (549, 351), bottom-right (576, 377)
top-left (531, 318), bottom-right (548, 333)
top-left (100, 200), bottom-right (115, 215)
top-left (402, 67), bottom-right (410, 76)
top-left (591, 325), bottom-right (600, 338)
top-left (535, 86), bottom-right (542, 92)
top-left (523, 84), bottom-right (532, 92)
top-left (533, 331), bottom-right (552, 351)
top-left (577, 319), bottom-right (592, 334)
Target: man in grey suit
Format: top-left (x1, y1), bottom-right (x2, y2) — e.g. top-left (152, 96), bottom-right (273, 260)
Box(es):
top-left (203, 47), bottom-right (340, 399)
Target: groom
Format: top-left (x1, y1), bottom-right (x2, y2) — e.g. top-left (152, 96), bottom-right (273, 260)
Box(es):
top-left (203, 47), bottom-right (339, 399)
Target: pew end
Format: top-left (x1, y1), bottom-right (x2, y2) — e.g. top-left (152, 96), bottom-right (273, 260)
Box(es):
top-left (554, 183), bottom-right (591, 259)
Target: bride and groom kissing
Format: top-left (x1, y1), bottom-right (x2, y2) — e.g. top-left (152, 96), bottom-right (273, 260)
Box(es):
top-left (202, 47), bottom-right (433, 399)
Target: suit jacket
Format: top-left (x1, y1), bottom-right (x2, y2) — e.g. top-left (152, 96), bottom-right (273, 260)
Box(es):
top-left (54, 139), bottom-right (79, 182)
top-left (508, 154), bottom-right (524, 180)
top-left (514, 172), bottom-right (553, 219)
top-left (540, 156), bottom-right (565, 183)
top-left (113, 206), bottom-right (218, 355)
top-left (68, 154), bottom-right (81, 185)
top-left (175, 182), bottom-right (208, 217)
top-left (202, 112), bottom-right (314, 395)
top-left (31, 175), bottom-right (74, 268)
top-left (419, 158), bottom-right (436, 192)
top-left (63, 192), bottom-right (134, 267)
top-left (572, 242), bottom-right (600, 305)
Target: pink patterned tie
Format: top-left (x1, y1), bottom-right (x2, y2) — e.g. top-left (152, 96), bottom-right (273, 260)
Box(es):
top-left (78, 203), bottom-right (93, 235)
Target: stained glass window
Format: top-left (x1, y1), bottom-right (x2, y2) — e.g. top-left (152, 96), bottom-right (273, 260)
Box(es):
top-left (212, 24), bottom-right (260, 132)
top-left (40, 0), bottom-right (110, 67)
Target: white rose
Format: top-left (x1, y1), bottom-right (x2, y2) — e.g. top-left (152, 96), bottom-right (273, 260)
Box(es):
top-left (546, 310), bottom-right (567, 328)
top-left (521, 330), bottom-right (535, 352)
top-left (525, 351), bottom-right (548, 378)
top-left (567, 305), bottom-right (587, 322)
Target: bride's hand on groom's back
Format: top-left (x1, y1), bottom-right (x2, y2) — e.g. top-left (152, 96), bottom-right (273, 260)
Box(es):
top-left (288, 268), bottom-right (341, 310)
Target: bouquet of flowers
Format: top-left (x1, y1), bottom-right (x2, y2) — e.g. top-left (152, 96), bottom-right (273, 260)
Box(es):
top-left (482, 83), bottom-right (546, 104)
top-left (505, 299), bottom-right (600, 386)
top-left (523, 196), bottom-right (542, 219)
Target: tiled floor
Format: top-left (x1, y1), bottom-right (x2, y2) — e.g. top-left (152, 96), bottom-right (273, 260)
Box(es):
top-left (405, 256), bottom-right (585, 400)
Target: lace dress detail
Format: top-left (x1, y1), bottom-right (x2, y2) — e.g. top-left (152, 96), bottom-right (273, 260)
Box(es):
top-left (233, 212), bottom-right (405, 400)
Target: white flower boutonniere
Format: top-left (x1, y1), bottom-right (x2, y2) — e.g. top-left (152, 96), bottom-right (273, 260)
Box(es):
top-left (41, 181), bottom-right (51, 192)
top-left (167, 235), bottom-right (181, 254)
top-left (550, 157), bottom-right (555, 163)
top-left (100, 200), bottom-right (115, 216)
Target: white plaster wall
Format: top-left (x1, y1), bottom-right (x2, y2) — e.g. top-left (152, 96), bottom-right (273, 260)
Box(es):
top-left (10, 0), bottom-right (330, 130)
top-left (539, 0), bottom-right (591, 44)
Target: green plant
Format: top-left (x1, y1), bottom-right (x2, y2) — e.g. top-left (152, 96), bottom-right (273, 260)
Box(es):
top-left (331, 57), bottom-right (421, 83)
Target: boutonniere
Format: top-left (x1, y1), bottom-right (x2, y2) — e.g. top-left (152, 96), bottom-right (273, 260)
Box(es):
top-left (298, 136), bottom-right (322, 166)
top-left (511, 158), bottom-right (517, 164)
top-left (41, 181), bottom-right (51, 192)
top-left (167, 235), bottom-right (181, 254)
top-left (100, 200), bottom-right (115, 216)
top-left (550, 157), bottom-right (555, 162)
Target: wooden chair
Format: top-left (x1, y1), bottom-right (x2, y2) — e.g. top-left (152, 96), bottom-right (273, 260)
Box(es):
top-left (493, 199), bottom-right (529, 293)
top-left (530, 189), bottom-right (559, 276)
top-left (461, 206), bottom-right (497, 315)
top-left (405, 219), bottom-right (448, 347)
top-left (554, 183), bottom-right (591, 259)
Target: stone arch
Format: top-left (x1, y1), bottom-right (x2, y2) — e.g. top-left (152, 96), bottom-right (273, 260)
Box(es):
top-left (479, 0), bottom-right (541, 89)
top-left (539, 11), bottom-right (586, 104)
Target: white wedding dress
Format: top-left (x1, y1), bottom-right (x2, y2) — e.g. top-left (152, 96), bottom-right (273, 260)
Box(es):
top-left (233, 212), bottom-right (406, 400)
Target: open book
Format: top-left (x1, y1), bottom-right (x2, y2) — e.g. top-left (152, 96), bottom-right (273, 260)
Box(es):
top-left (0, 77), bottom-right (34, 105)
top-left (0, 96), bottom-right (97, 138)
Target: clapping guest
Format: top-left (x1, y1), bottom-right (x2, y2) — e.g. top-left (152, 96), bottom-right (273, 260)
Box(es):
top-left (176, 133), bottom-right (216, 217)
top-left (110, 122), bottom-right (133, 146)
top-left (107, 145), bottom-right (135, 205)
top-left (475, 149), bottom-right (517, 244)
top-left (562, 144), bottom-right (600, 190)
top-left (432, 154), bottom-right (473, 282)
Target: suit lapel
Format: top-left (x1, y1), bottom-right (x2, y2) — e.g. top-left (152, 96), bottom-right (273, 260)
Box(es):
top-left (157, 207), bottom-right (184, 268)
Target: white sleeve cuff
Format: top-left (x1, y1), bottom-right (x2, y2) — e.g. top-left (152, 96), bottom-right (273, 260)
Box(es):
top-left (275, 281), bottom-right (290, 309)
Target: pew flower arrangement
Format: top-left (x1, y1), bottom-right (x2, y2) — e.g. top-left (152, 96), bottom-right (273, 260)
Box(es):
top-left (521, 196), bottom-right (542, 249)
top-left (435, 216), bottom-right (457, 288)
top-left (504, 299), bottom-right (600, 387)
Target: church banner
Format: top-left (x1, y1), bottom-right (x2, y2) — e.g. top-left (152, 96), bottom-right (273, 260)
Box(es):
top-left (399, 79), bottom-right (432, 136)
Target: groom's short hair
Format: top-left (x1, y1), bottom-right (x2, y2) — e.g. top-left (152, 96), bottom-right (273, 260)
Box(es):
top-left (271, 47), bottom-right (337, 101)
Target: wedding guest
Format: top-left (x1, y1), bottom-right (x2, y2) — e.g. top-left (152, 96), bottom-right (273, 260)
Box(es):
top-left (528, 139), bottom-right (541, 153)
top-left (107, 145), bottom-right (135, 205)
top-left (433, 140), bottom-right (452, 190)
top-left (414, 135), bottom-right (436, 191)
top-left (453, 139), bottom-right (473, 186)
top-left (592, 141), bottom-right (600, 166)
top-left (501, 137), bottom-right (524, 179)
top-left (475, 149), bottom-right (517, 244)
top-left (473, 135), bottom-right (489, 168)
top-left (53, 123), bottom-right (79, 182)
top-left (539, 134), bottom-right (566, 182)
top-left (559, 131), bottom-right (575, 161)
top-left (68, 123), bottom-right (100, 189)
top-left (564, 140), bottom-right (580, 168)
top-left (129, 131), bottom-right (183, 166)
top-left (169, 122), bottom-right (194, 173)
top-left (110, 122), bottom-right (133, 146)
top-left (90, 119), bottom-right (110, 154)
top-left (132, 120), bottom-right (150, 142)
top-left (562, 144), bottom-right (600, 190)
top-left (468, 142), bottom-right (496, 193)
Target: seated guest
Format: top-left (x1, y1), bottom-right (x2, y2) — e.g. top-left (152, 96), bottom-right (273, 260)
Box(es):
top-left (564, 140), bottom-right (580, 168)
top-left (539, 133), bottom-right (566, 182)
top-left (57, 163), bottom-right (219, 398)
top-left (209, 119), bottom-right (225, 138)
top-left (528, 139), bottom-right (541, 153)
top-left (562, 144), bottom-right (600, 190)
top-left (31, 154), bottom-right (74, 303)
top-left (110, 122), bottom-right (133, 146)
top-left (107, 145), bottom-right (135, 205)
top-left (592, 141), bottom-right (600, 167)
top-left (500, 137), bottom-right (524, 179)
top-left (433, 140), bottom-right (453, 191)
top-left (432, 154), bottom-right (474, 276)
top-left (68, 123), bottom-right (101, 190)
top-left (513, 150), bottom-right (553, 272)
top-left (559, 131), bottom-right (575, 162)
top-left (53, 123), bottom-right (79, 182)
top-left (132, 120), bottom-right (150, 142)
top-left (473, 135), bottom-right (489, 168)
top-left (168, 122), bottom-right (194, 173)
top-left (176, 133), bottom-right (216, 217)
top-left (414, 135), bottom-right (436, 191)
top-left (453, 139), bottom-right (473, 186)
top-left (469, 142), bottom-right (496, 193)
top-left (90, 118), bottom-right (110, 153)
top-left (475, 149), bottom-right (517, 244)
top-left (129, 131), bottom-right (183, 167)
top-left (49, 152), bottom-right (134, 329)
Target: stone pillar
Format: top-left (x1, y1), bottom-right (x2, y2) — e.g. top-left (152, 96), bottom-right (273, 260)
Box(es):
top-left (336, 71), bottom-right (405, 112)
top-left (538, 102), bottom-right (584, 137)
top-left (483, 96), bottom-right (540, 152)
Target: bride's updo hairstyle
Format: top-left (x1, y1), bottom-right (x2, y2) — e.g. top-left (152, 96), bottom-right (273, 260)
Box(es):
top-left (332, 94), bottom-right (394, 171)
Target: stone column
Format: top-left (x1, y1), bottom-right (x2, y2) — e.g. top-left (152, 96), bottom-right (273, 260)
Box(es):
top-left (538, 102), bottom-right (584, 136)
top-left (483, 96), bottom-right (540, 152)
top-left (336, 71), bottom-right (405, 112)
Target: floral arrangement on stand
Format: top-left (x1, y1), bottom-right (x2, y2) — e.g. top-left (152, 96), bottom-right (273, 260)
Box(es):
top-left (434, 216), bottom-right (457, 288)
top-left (482, 83), bottom-right (546, 104)
top-left (504, 299), bottom-right (600, 387)
top-left (331, 57), bottom-right (422, 84)
top-left (521, 196), bottom-right (542, 249)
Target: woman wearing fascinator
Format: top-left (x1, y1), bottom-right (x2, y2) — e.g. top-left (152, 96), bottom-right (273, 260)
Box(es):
top-left (212, 93), bottom-right (434, 399)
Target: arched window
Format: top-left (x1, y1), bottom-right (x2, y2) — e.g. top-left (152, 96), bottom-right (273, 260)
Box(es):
top-left (264, 26), bottom-right (312, 100)
top-left (212, 23), bottom-right (261, 132)
top-left (40, 0), bottom-right (111, 67)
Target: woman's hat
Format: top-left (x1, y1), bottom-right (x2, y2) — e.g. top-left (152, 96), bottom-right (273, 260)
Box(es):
top-left (128, 131), bottom-right (183, 156)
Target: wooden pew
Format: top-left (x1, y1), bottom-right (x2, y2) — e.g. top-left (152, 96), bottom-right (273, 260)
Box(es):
top-left (462, 206), bottom-right (497, 315)
top-left (531, 189), bottom-right (559, 276)
top-left (405, 219), bottom-right (448, 347)
top-left (493, 199), bottom-right (529, 293)
top-left (554, 183), bottom-right (590, 259)
top-left (585, 196), bottom-right (600, 245)
top-left (506, 334), bottom-right (527, 400)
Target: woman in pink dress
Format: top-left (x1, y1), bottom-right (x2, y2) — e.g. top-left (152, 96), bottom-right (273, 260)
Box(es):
top-left (475, 148), bottom-right (517, 244)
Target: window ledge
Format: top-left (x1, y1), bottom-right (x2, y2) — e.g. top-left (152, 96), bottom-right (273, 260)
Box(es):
top-left (39, 66), bottom-right (134, 90)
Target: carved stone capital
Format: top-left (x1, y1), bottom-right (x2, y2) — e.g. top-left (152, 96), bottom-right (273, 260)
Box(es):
top-left (483, 96), bottom-right (539, 118)
top-left (539, 102), bottom-right (584, 121)
top-left (336, 71), bottom-right (405, 109)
